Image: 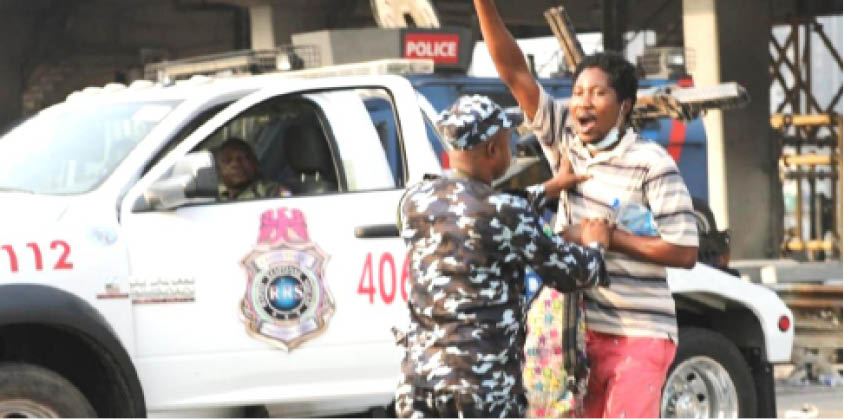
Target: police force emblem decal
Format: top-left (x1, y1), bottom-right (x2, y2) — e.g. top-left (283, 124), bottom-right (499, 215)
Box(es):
top-left (240, 207), bottom-right (335, 351)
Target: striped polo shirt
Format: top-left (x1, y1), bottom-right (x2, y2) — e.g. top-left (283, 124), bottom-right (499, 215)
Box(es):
top-left (526, 86), bottom-right (698, 342)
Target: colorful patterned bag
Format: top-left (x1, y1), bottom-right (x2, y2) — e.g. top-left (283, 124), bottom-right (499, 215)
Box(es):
top-left (523, 287), bottom-right (589, 418)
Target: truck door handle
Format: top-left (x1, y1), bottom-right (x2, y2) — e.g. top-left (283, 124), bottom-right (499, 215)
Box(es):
top-left (355, 224), bottom-right (399, 239)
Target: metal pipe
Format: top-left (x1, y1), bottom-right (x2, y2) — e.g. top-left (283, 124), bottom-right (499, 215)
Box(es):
top-left (782, 154), bottom-right (834, 166)
top-left (785, 240), bottom-right (834, 252)
top-left (809, 169), bottom-right (818, 259)
top-left (837, 118), bottom-right (842, 256)
top-left (784, 171), bottom-right (837, 180)
top-left (796, 171), bottom-right (804, 252)
top-left (779, 135), bottom-right (838, 147)
top-left (771, 113), bottom-right (837, 129)
top-left (543, 6), bottom-right (583, 74)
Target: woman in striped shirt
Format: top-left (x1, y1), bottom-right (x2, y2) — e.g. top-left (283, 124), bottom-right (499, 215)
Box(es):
top-left (475, 1), bottom-right (700, 417)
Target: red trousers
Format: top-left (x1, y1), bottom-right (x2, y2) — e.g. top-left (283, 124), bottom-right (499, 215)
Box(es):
top-left (582, 330), bottom-right (677, 418)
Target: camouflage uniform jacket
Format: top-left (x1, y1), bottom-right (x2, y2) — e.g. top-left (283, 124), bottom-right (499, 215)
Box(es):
top-left (217, 179), bottom-right (283, 201)
top-left (397, 172), bottom-right (608, 400)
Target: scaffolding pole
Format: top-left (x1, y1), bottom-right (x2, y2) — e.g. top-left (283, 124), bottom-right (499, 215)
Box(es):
top-left (770, 17), bottom-right (842, 260)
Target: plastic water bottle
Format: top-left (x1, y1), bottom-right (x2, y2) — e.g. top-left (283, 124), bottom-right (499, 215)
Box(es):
top-left (611, 198), bottom-right (659, 237)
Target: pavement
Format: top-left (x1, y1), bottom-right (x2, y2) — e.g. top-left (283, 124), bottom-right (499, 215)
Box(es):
top-left (777, 381), bottom-right (843, 419)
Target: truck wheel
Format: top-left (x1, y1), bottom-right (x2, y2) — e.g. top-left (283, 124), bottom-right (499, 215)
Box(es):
top-left (661, 327), bottom-right (756, 418)
top-left (0, 362), bottom-right (96, 418)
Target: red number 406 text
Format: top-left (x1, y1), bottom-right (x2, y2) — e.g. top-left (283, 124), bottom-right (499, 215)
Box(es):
top-left (357, 252), bottom-right (410, 305)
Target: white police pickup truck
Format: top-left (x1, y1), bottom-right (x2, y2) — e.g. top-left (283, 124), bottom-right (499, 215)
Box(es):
top-left (0, 63), bottom-right (792, 417)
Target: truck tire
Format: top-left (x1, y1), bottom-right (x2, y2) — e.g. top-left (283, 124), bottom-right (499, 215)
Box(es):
top-left (661, 327), bottom-right (757, 418)
top-left (0, 362), bottom-right (97, 418)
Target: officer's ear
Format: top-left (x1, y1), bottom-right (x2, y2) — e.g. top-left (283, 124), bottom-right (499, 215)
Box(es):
top-left (485, 138), bottom-right (498, 159)
top-left (485, 130), bottom-right (508, 158)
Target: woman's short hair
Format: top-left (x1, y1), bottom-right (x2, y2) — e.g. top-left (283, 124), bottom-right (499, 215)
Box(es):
top-left (573, 52), bottom-right (639, 123)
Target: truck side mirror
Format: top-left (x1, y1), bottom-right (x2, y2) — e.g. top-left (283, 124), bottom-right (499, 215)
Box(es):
top-left (141, 151), bottom-right (218, 210)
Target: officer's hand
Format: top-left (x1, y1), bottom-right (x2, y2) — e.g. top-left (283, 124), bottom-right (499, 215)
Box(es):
top-left (561, 224), bottom-right (581, 245)
top-left (543, 156), bottom-right (590, 197)
top-left (581, 218), bottom-right (612, 249)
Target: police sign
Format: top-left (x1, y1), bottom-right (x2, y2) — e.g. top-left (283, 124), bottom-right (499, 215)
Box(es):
top-left (401, 27), bottom-right (472, 72)
top-left (404, 33), bottom-right (459, 64)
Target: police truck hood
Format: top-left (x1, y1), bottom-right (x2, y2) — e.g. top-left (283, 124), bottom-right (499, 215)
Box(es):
top-left (0, 192), bottom-right (73, 229)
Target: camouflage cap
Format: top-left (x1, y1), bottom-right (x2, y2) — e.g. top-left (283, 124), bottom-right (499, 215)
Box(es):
top-left (436, 95), bottom-right (513, 150)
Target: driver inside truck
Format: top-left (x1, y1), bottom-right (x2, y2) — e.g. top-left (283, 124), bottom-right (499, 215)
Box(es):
top-left (214, 137), bottom-right (291, 201)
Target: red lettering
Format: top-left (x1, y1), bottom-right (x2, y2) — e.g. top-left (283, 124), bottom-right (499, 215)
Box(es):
top-left (400, 253), bottom-right (411, 302)
top-left (358, 253), bottom-right (376, 304)
top-left (1, 240), bottom-right (73, 273)
top-left (51, 240), bottom-right (73, 270)
top-left (2, 245), bottom-right (18, 273)
top-left (27, 243), bottom-right (43, 271)
top-left (358, 253), bottom-right (413, 305)
top-left (379, 253), bottom-right (396, 304)
top-left (259, 208), bottom-right (310, 244)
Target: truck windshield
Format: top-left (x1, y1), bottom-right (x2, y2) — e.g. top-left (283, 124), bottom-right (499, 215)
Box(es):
top-left (0, 100), bottom-right (180, 195)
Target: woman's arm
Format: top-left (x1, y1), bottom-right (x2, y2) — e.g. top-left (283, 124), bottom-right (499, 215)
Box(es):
top-left (474, 0), bottom-right (541, 120)
top-left (563, 225), bottom-right (698, 268)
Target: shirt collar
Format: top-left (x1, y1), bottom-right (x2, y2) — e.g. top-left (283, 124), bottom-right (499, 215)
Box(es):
top-left (448, 168), bottom-right (488, 184)
top-left (569, 128), bottom-right (637, 166)
top-left (218, 181), bottom-right (259, 201)
top-left (218, 183), bottom-right (232, 200)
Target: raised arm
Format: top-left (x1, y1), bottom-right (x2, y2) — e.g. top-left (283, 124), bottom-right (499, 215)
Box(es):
top-left (474, 0), bottom-right (541, 120)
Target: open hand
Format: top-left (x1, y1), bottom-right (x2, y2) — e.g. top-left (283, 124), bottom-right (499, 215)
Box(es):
top-left (561, 223), bottom-right (582, 244)
top-left (543, 155), bottom-right (590, 198)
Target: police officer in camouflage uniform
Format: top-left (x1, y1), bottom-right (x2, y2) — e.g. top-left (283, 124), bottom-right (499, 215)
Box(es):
top-left (395, 95), bottom-right (611, 418)
top-left (215, 138), bottom-right (290, 201)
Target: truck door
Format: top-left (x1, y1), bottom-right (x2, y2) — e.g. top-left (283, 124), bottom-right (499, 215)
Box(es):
top-left (119, 76), bottom-right (440, 411)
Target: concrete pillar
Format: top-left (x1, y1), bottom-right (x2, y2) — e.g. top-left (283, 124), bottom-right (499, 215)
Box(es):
top-left (249, 3), bottom-right (275, 49)
top-left (683, 0), bottom-right (730, 228)
top-left (602, 0), bottom-right (627, 53)
top-left (683, 0), bottom-right (780, 258)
